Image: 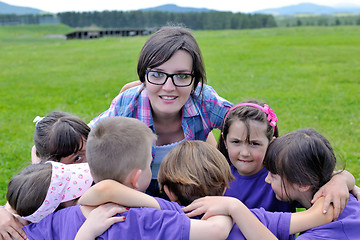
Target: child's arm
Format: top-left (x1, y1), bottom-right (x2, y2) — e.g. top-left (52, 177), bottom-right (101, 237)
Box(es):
top-left (79, 180), bottom-right (233, 240)
top-left (78, 179), bottom-right (160, 209)
top-left (183, 196), bottom-right (277, 240)
top-left (75, 203), bottom-right (127, 240)
top-left (289, 197), bottom-right (333, 234)
top-left (311, 170), bottom-right (355, 220)
top-left (189, 215), bottom-right (233, 240)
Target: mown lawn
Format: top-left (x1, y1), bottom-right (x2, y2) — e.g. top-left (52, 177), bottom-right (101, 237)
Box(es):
top-left (0, 25), bottom-right (359, 204)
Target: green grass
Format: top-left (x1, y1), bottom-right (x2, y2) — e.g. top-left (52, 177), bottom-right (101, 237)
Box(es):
top-left (0, 25), bottom-right (359, 205)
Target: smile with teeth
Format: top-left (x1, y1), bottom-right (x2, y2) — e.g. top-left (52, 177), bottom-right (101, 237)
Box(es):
top-left (160, 96), bottom-right (177, 100)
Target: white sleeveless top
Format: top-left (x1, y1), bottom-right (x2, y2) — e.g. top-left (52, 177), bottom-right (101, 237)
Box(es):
top-left (152, 139), bottom-right (184, 179)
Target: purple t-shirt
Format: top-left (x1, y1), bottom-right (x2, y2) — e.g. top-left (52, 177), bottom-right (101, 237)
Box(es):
top-left (297, 195), bottom-right (360, 239)
top-left (225, 165), bottom-right (296, 212)
top-left (23, 198), bottom-right (190, 240)
top-left (227, 207), bottom-right (291, 240)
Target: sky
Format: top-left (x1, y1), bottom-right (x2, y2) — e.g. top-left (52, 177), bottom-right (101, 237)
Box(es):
top-left (2, 0), bottom-right (360, 13)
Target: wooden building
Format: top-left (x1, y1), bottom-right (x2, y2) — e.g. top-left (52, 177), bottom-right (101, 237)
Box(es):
top-left (66, 28), bottom-right (156, 40)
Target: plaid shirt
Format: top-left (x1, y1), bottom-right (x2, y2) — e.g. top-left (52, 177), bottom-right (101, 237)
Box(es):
top-left (90, 84), bottom-right (232, 140)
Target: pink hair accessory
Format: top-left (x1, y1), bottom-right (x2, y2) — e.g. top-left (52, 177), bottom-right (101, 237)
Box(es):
top-left (22, 161), bottom-right (93, 223)
top-left (224, 103), bottom-right (278, 134)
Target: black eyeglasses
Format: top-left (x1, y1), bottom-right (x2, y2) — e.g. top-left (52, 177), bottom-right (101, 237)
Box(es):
top-left (146, 70), bottom-right (194, 87)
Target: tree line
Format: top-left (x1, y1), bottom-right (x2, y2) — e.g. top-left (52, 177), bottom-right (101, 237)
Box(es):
top-left (0, 10), bottom-right (277, 29)
top-left (276, 14), bottom-right (360, 27)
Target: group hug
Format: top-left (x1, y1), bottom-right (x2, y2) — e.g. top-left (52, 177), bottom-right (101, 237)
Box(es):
top-left (1, 26), bottom-right (359, 240)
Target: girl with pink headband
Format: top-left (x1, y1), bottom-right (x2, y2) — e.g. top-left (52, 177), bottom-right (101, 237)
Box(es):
top-left (218, 99), bottom-right (356, 221)
top-left (6, 161), bottom-right (93, 223)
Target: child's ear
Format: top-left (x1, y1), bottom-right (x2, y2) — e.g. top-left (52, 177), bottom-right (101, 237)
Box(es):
top-left (297, 184), bottom-right (311, 193)
top-left (163, 185), bottom-right (178, 202)
top-left (129, 169), bottom-right (142, 189)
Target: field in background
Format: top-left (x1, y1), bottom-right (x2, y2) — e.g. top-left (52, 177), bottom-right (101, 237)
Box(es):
top-left (0, 25), bottom-right (359, 204)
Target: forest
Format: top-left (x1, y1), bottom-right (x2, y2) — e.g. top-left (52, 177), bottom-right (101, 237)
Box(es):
top-left (0, 11), bottom-right (276, 29)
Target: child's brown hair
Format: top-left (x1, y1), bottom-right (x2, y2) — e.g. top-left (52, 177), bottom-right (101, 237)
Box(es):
top-left (158, 140), bottom-right (234, 206)
top-left (86, 117), bottom-right (156, 183)
top-left (34, 111), bottom-right (90, 162)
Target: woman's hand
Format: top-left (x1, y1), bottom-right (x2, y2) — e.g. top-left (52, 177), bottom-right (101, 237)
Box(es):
top-left (311, 171), bottom-right (353, 220)
top-left (0, 206), bottom-right (27, 240)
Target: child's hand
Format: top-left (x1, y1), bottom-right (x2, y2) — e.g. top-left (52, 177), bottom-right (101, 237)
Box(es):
top-left (183, 196), bottom-right (236, 220)
top-left (311, 173), bottom-right (349, 220)
top-left (75, 203), bottom-right (128, 240)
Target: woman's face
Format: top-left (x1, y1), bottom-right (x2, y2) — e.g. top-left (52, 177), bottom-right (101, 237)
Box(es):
top-left (145, 50), bottom-right (194, 119)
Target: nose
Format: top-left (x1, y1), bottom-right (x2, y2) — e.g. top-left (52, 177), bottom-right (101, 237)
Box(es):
top-left (265, 172), bottom-right (271, 184)
top-left (239, 145), bottom-right (250, 157)
top-left (162, 76), bottom-right (176, 91)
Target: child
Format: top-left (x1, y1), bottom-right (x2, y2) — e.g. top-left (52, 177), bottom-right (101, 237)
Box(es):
top-left (89, 26), bottom-right (233, 197)
top-left (6, 161), bottom-right (93, 223)
top-left (185, 129), bottom-right (360, 239)
top-left (22, 117), bottom-right (234, 240)
top-left (264, 128), bottom-right (360, 239)
top-left (219, 100), bottom-right (355, 218)
top-left (79, 140), bottom-right (333, 240)
top-left (32, 111), bottom-right (90, 164)
top-left (0, 111), bottom-right (91, 240)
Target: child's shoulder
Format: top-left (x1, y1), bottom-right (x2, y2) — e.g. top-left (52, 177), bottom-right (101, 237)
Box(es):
top-left (154, 197), bottom-right (184, 213)
top-left (24, 205), bottom-right (84, 240)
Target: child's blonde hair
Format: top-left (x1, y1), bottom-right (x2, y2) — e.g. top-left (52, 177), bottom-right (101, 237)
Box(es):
top-left (158, 140), bottom-right (234, 206)
top-left (86, 117), bottom-right (156, 183)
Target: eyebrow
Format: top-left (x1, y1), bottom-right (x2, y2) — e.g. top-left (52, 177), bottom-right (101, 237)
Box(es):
top-left (151, 68), bottom-right (192, 73)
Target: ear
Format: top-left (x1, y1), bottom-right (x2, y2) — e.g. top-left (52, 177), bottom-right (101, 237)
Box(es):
top-left (163, 185), bottom-right (178, 202)
top-left (270, 136), bottom-right (276, 143)
top-left (129, 169), bottom-right (142, 189)
top-left (297, 184), bottom-right (311, 193)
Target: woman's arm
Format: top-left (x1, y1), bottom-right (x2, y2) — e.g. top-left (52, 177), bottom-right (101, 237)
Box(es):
top-left (311, 170), bottom-right (355, 219)
top-left (119, 80), bottom-right (141, 94)
top-left (289, 197), bottom-right (333, 234)
top-left (350, 185), bottom-right (360, 201)
top-left (78, 180), bottom-right (160, 209)
top-left (184, 196), bottom-right (277, 240)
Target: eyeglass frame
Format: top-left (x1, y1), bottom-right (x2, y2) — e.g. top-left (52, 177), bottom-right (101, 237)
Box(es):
top-left (145, 70), bottom-right (194, 87)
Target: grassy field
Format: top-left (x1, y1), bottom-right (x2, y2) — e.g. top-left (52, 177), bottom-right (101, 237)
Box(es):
top-left (0, 25), bottom-right (359, 204)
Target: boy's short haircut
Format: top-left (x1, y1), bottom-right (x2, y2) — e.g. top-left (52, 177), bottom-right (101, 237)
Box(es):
top-left (158, 140), bottom-right (234, 206)
top-left (86, 117), bottom-right (156, 183)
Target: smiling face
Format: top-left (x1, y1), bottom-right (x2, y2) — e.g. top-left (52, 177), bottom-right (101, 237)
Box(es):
top-left (224, 120), bottom-right (269, 176)
top-left (265, 172), bottom-right (300, 202)
top-left (145, 50), bottom-right (194, 119)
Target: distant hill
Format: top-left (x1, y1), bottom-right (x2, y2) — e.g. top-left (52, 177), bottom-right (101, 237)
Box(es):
top-left (0, 1), bottom-right (44, 15)
top-left (140, 4), bottom-right (214, 13)
top-left (255, 2), bottom-right (360, 15)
